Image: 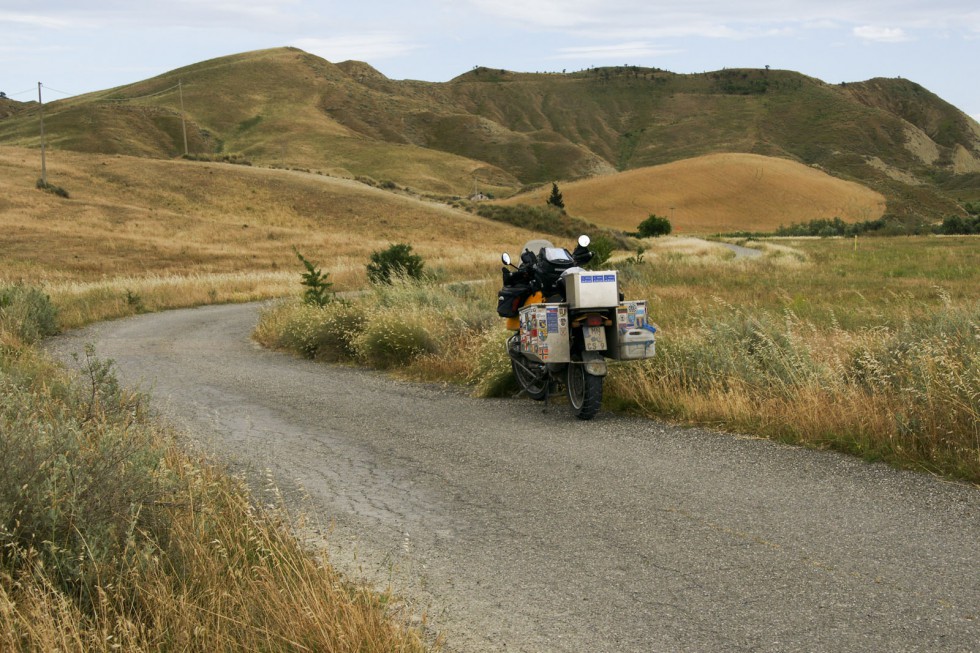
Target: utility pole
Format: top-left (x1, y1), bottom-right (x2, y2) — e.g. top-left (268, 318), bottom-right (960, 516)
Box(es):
top-left (38, 82), bottom-right (47, 185)
top-left (178, 79), bottom-right (188, 156)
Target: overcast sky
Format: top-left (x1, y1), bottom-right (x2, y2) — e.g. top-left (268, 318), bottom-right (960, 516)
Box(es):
top-left (3, 1), bottom-right (979, 123)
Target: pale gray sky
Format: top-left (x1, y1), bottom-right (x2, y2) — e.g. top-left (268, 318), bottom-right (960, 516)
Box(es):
top-left (3, 1), bottom-right (979, 122)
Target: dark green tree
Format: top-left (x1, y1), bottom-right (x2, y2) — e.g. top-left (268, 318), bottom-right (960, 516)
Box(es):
top-left (637, 214), bottom-right (672, 237)
top-left (547, 182), bottom-right (565, 210)
top-left (366, 243), bottom-right (425, 285)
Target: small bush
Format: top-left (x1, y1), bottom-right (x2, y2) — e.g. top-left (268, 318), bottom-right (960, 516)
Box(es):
top-left (125, 288), bottom-right (145, 313)
top-left (0, 284), bottom-right (59, 344)
top-left (35, 178), bottom-right (69, 198)
top-left (586, 234), bottom-right (616, 269)
top-left (354, 313), bottom-right (437, 369)
top-left (637, 214), bottom-right (672, 238)
top-left (366, 243), bottom-right (425, 285)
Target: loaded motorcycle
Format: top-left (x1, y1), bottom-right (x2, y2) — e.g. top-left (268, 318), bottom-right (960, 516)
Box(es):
top-left (497, 235), bottom-right (657, 420)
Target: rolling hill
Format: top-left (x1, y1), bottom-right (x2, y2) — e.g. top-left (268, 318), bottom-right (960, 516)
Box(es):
top-left (500, 153), bottom-right (887, 233)
top-left (2, 47), bottom-right (979, 229)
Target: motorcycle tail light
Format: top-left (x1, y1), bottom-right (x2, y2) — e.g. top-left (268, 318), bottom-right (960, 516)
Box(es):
top-left (586, 315), bottom-right (604, 327)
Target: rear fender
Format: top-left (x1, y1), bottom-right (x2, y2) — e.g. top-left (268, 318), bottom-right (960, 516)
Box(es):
top-left (582, 351), bottom-right (607, 377)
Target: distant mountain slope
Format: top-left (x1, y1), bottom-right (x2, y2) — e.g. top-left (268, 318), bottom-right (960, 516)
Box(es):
top-left (2, 47), bottom-right (977, 218)
top-left (0, 96), bottom-right (26, 119)
top-left (500, 153), bottom-right (887, 233)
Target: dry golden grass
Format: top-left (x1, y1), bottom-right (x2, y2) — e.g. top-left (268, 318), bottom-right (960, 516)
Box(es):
top-left (0, 145), bottom-right (537, 324)
top-left (500, 153), bottom-right (887, 234)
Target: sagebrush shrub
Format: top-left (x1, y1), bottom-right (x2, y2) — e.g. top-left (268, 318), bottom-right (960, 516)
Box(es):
top-left (366, 243), bottom-right (425, 285)
top-left (0, 345), bottom-right (170, 607)
top-left (0, 284), bottom-right (59, 344)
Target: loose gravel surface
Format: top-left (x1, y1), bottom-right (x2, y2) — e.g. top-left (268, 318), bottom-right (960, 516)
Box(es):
top-left (47, 303), bottom-right (979, 653)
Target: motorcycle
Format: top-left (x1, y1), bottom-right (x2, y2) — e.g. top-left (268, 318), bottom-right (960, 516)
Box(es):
top-left (497, 235), bottom-right (657, 420)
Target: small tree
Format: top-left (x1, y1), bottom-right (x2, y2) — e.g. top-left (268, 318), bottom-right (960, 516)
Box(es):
top-left (637, 214), bottom-right (672, 238)
top-left (586, 234), bottom-right (615, 269)
top-left (366, 243), bottom-right (425, 285)
top-left (547, 182), bottom-right (565, 210)
top-left (294, 248), bottom-right (334, 306)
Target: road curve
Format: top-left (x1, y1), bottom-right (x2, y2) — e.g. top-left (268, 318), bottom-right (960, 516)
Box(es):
top-left (46, 303), bottom-right (979, 653)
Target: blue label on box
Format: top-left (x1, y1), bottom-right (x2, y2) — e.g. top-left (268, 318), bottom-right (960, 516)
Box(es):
top-left (603, 274), bottom-right (616, 282)
top-left (582, 276), bottom-right (593, 283)
top-left (547, 309), bottom-right (559, 332)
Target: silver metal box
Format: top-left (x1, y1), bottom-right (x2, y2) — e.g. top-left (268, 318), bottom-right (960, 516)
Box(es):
top-left (519, 303), bottom-right (571, 363)
top-left (565, 270), bottom-right (619, 309)
top-left (608, 300), bottom-right (656, 360)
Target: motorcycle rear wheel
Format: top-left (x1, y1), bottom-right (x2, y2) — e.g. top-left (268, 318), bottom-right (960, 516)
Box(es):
top-left (567, 358), bottom-right (603, 420)
top-left (511, 358), bottom-right (549, 401)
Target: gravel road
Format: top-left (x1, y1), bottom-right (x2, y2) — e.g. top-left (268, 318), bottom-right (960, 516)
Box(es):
top-left (46, 303), bottom-right (979, 653)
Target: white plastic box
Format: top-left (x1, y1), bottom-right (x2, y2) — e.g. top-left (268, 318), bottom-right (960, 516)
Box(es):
top-left (608, 300), bottom-right (656, 360)
top-left (519, 303), bottom-right (571, 363)
top-left (565, 270), bottom-right (619, 309)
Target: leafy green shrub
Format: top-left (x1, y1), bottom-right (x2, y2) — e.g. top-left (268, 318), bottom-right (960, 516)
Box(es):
top-left (354, 313), bottom-right (437, 369)
top-left (637, 214), bottom-right (672, 238)
top-left (0, 284), bottom-right (59, 343)
top-left (366, 243), bottom-right (425, 285)
top-left (935, 214), bottom-right (980, 235)
top-left (586, 234), bottom-right (616, 269)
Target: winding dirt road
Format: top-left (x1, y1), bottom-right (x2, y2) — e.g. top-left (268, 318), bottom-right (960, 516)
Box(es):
top-left (47, 303), bottom-right (979, 653)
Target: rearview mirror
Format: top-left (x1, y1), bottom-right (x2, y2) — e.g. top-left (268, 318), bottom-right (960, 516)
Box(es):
top-left (502, 253), bottom-right (512, 266)
top-left (578, 234), bottom-right (591, 248)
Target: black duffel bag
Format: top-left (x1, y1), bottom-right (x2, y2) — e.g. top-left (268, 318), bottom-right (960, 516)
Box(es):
top-left (497, 284), bottom-right (531, 318)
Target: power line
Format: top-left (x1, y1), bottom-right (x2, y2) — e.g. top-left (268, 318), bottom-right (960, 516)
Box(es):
top-left (5, 87), bottom-right (38, 98)
top-left (39, 84), bottom-right (74, 97)
top-left (104, 83), bottom-right (182, 103)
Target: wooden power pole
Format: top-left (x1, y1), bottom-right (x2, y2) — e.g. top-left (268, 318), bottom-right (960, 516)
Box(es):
top-left (38, 82), bottom-right (47, 185)
top-left (178, 79), bottom-right (188, 156)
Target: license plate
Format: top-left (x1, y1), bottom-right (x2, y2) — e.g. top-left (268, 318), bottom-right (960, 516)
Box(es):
top-left (584, 325), bottom-right (607, 351)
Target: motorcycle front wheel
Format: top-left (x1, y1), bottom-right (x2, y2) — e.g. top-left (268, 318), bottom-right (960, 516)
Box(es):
top-left (512, 358), bottom-right (549, 401)
top-left (567, 357), bottom-right (603, 420)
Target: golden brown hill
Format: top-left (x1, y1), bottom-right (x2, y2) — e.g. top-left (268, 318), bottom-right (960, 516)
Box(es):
top-left (501, 153), bottom-right (887, 234)
top-left (0, 146), bottom-right (535, 287)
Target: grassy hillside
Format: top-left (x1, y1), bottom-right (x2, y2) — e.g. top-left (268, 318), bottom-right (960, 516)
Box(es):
top-left (0, 49), bottom-right (521, 197)
top-left (2, 48), bottom-right (978, 221)
top-left (0, 145), bottom-right (537, 326)
top-left (500, 153), bottom-right (887, 234)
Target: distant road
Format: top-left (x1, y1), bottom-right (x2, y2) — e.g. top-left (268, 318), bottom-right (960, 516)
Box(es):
top-left (47, 303), bottom-right (980, 653)
top-left (717, 241), bottom-right (765, 259)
